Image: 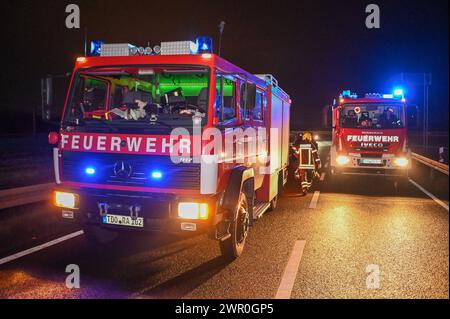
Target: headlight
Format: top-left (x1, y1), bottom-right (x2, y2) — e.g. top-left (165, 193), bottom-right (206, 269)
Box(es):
top-left (336, 155), bottom-right (350, 165)
top-left (394, 157), bottom-right (409, 167)
top-left (178, 202), bottom-right (208, 220)
top-left (55, 191), bottom-right (78, 209)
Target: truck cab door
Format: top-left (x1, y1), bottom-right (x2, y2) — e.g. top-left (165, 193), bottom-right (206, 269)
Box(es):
top-left (239, 82), bottom-right (264, 189)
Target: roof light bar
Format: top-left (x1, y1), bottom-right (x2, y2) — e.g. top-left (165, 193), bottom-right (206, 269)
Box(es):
top-left (93, 36), bottom-right (214, 57)
top-left (100, 43), bottom-right (136, 57)
top-left (160, 41), bottom-right (198, 55)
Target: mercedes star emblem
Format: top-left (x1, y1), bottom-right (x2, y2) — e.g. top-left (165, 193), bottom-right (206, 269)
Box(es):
top-left (113, 161), bottom-right (133, 179)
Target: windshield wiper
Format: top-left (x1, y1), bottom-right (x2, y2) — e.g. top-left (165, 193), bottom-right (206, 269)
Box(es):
top-left (147, 118), bottom-right (173, 129)
top-left (85, 118), bottom-right (118, 132)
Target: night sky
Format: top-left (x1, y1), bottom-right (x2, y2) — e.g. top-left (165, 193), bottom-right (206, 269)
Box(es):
top-left (0, 0), bottom-right (448, 131)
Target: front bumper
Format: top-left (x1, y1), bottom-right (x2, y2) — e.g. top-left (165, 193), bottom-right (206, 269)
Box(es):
top-left (332, 166), bottom-right (408, 177)
top-left (331, 153), bottom-right (410, 177)
top-left (55, 187), bottom-right (223, 234)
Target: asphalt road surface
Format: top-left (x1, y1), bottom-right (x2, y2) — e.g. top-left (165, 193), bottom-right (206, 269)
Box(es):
top-left (0, 143), bottom-right (448, 299)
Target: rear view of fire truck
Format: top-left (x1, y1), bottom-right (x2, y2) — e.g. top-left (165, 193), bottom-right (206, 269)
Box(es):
top-left (330, 89), bottom-right (411, 190)
top-left (44, 38), bottom-right (291, 259)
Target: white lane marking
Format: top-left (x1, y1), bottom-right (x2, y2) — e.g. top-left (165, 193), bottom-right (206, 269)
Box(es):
top-left (409, 179), bottom-right (449, 212)
top-left (309, 191), bottom-right (320, 209)
top-left (275, 240), bottom-right (306, 299)
top-left (324, 162), bottom-right (329, 168)
top-left (0, 230), bottom-right (84, 266)
top-left (320, 172), bottom-right (326, 182)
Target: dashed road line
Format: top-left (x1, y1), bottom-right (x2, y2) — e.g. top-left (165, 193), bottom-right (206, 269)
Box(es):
top-left (275, 240), bottom-right (306, 299)
top-left (309, 191), bottom-right (320, 209)
top-left (409, 179), bottom-right (449, 212)
top-left (0, 230), bottom-right (84, 266)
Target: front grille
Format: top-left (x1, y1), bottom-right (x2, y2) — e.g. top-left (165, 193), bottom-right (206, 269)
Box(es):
top-left (360, 153), bottom-right (383, 158)
top-left (353, 148), bottom-right (389, 152)
top-left (61, 151), bottom-right (200, 190)
top-left (357, 160), bottom-right (387, 167)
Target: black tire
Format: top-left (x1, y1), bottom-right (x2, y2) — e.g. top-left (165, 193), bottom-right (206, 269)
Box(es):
top-left (394, 176), bottom-right (409, 194)
top-left (219, 191), bottom-right (250, 260)
top-left (278, 171), bottom-right (285, 197)
top-left (83, 224), bottom-right (119, 245)
top-left (269, 195), bottom-right (278, 211)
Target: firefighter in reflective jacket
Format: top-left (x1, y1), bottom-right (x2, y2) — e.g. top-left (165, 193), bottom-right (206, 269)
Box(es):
top-left (293, 132), bottom-right (322, 194)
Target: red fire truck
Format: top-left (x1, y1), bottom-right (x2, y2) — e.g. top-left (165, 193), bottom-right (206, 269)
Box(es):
top-left (330, 90), bottom-right (411, 187)
top-left (44, 39), bottom-right (291, 259)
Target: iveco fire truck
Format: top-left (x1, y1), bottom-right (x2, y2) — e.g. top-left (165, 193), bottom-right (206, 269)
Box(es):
top-left (45, 38), bottom-right (291, 259)
top-left (330, 90), bottom-right (411, 187)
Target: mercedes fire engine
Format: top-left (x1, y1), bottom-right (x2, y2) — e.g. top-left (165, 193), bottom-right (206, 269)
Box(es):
top-left (45, 38), bottom-right (291, 259)
top-left (330, 90), bottom-right (411, 186)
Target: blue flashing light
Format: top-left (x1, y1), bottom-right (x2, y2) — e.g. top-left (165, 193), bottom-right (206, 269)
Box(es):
top-left (195, 36), bottom-right (213, 54)
top-left (393, 88), bottom-right (404, 98)
top-left (341, 90), bottom-right (351, 97)
top-left (85, 167), bottom-right (96, 175)
top-left (151, 171), bottom-right (163, 179)
top-left (90, 40), bottom-right (103, 56)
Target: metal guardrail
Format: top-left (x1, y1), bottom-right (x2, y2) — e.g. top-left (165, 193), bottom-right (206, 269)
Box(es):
top-left (411, 152), bottom-right (449, 176)
top-left (0, 183), bottom-right (54, 210)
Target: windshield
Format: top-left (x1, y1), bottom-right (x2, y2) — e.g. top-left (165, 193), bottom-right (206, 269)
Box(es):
top-left (64, 66), bottom-right (210, 128)
top-left (340, 103), bottom-right (405, 129)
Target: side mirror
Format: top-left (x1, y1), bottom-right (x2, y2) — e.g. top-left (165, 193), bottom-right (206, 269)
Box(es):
top-left (243, 82), bottom-right (256, 110)
top-left (41, 76), bottom-right (53, 121)
top-left (41, 73), bottom-right (71, 123)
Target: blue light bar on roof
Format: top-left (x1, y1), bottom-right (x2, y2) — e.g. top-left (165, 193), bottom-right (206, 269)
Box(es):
top-left (393, 88), bottom-right (404, 98)
top-left (195, 36), bottom-right (213, 54)
top-left (90, 40), bottom-right (104, 56)
top-left (341, 90), bottom-right (351, 97)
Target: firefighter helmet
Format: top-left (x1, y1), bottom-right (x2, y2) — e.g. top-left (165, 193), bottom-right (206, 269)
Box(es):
top-left (302, 132), bottom-right (313, 142)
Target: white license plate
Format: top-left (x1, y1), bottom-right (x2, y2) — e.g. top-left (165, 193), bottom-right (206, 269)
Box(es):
top-left (361, 158), bottom-right (382, 165)
top-left (102, 214), bottom-right (144, 228)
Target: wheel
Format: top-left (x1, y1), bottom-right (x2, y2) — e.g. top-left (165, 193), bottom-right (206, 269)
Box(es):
top-left (219, 191), bottom-right (250, 260)
top-left (394, 176), bottom-right (409, 194)
top-left (393, 180), bottom-right (399, 193)
top-left (268, 195), bottom-right (278, 211)
top-left (277, 171), bottom-right (285, 197)
top-left (83, 224), bottom-right (119, 245)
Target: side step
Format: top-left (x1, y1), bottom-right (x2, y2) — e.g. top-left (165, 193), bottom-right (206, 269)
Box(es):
top-left (253, 201), bottom-right (271, 220)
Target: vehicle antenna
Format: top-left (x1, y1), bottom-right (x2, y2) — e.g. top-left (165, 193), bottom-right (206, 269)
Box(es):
top-left (84, 27), bottom-right (88, 56)
top-left (218, 21), bottom-right (226, 57)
